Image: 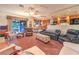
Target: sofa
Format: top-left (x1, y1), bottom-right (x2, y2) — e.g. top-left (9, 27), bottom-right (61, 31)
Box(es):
top-left (58, 29), bottom-right (79, 44)
top-left (59, 42), bottom-right (79, 55)
top-left (40, 29), bottom-right (61, 40)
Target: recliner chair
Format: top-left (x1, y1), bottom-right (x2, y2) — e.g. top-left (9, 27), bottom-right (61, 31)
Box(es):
top-left (40, 29), bottom-right (61, 40)
top-left (49, 29), bottom-right (61, 40)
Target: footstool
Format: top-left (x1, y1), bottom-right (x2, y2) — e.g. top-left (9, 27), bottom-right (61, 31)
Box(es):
top-left (36, 33), bottom-right (50, 43)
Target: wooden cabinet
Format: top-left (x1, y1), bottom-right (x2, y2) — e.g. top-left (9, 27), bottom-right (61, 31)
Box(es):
top-left (52, 15), bottom-right (79, 25)
top-left (33, 19), bottom-right (50, 30)
top-left (53, 16), bottom-right (70, 24)
top-left (25, 28), bottom-right (33, 36)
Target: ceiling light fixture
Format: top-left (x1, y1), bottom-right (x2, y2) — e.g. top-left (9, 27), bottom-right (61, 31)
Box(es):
top-left (18, 4), bottom-right (41, 18)
top-left (25, 7), bottom-right (40, 18)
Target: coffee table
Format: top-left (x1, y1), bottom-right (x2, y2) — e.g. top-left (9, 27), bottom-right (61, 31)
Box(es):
top-left (36, 33), bottom-right (50, 43)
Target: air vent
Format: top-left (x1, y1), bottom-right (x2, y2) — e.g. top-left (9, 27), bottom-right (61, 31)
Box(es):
top-left (19, 4), bottom-right (24, 8)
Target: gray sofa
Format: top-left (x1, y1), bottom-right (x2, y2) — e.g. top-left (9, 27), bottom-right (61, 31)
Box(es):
top-left (58, 29), bottom-right (79, 44)
top-left (40, 29), bottom-right (61, 40)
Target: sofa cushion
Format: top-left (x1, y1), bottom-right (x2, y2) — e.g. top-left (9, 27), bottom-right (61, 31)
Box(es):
top-left (78, 35), bottom-right (79, 38)
top-left (66, 33), bottom-right (78, 39)
top-left (59, 36), bottom-right (71, 42)
top-left (67, 29), bottom-right (79, 35)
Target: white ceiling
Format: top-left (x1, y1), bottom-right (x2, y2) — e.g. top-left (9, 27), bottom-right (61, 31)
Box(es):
top-left (0, 4), bottom-right (78, 18)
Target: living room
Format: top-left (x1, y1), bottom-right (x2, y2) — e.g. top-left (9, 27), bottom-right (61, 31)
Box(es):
top-left (0, 4), bottom-right (79, 55)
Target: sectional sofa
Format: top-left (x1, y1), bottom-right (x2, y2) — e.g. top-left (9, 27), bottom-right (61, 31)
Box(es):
top-left (39, 28), bottom-right (79, 55)
top-left (40, 29), bottom-right (79, 44)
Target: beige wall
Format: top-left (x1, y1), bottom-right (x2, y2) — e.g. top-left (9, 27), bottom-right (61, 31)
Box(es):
top-left (47, 23), bottom-right (79, 34)
top-left (27, 17), bottom-right (34, 28)
top-left (0, 14), bottom-right (7, 25)
top-left (0, 11), bottom-right (26, 26)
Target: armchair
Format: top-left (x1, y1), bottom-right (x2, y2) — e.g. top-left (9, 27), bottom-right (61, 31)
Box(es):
top-left (49, 29), bottom-right (61, 40)
top-left (40, 29), bottom-right (61, 40)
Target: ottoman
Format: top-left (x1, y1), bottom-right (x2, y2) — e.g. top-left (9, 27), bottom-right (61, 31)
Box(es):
top-left (36, 33), bottom-right (50, 43)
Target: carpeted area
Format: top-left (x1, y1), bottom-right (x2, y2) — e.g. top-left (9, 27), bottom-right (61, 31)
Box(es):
top-left (15, 35), bottom-right (63, 55)
top-left (0, 34), bottom-right (63, 55)
top-left (19, 46), bottom-right (45, 55)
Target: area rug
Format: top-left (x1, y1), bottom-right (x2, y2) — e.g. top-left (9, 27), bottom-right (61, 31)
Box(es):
top-left (20, 46), bottom-right (45, 55)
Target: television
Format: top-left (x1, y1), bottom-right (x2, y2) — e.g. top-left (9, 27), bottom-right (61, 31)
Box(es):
top-left (70, 18), bottom-right (79, 25)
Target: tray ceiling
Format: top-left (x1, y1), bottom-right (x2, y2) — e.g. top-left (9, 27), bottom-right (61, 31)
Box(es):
top-left (0, 4), bottom-right (78, 18)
